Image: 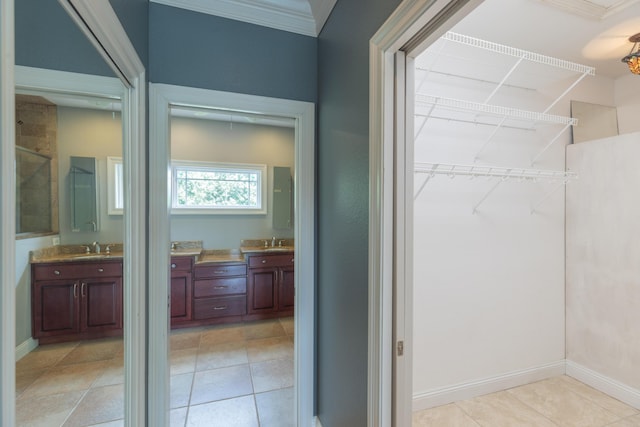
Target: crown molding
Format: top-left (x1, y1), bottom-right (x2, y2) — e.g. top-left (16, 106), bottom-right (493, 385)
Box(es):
top-left (151, 0), bottom-right (320, 36)
top-left (310, 0), bottom-right (337, 34)
top-left (538, 0), bottom-right (640, 20)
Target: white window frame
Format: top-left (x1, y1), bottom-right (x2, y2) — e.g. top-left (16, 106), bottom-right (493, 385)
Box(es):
top-left (170, 160), bottom-right (267, 215)
top-left (107, 156), bottom-right (124, 215)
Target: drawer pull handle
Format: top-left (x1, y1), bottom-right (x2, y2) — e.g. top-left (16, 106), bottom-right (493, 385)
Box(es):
top-left (54, 270), bottom-right (61, 275)
top-left (74, 283), bottom-right (78, 298)
top-left (98, 268), bottom-right (104, 273)
top-left (213, 306), bottom-right (227, 310)
top-left (171, 263), bottom-right (177, 269)
top-left (214, 270), bottom-right (227, 274)
top-left (261, 260), bottom-right (267, 264)
top-left (213, 286), bottom-right (227, 289)
top-left (81, 283), bottom-right (86, 297)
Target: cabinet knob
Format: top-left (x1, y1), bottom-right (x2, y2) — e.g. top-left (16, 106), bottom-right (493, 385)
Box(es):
top-left (291, 258), bottom-right (294, 263)
top-left (171, 263), bottom-right (177, 269)
top-left (261, 260), bottom-right (267, 264)
top-left (53, 270), bottom-right (60, 275)
top-left (98, 268), bottom-right (104, 273)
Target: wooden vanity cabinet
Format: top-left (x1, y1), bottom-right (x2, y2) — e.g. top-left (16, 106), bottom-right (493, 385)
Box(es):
top-left (246, 252), bottom-right (294, 317)
top-left (32, 260), bottom-right (123, 343)
top-left (170, 256), bottom-right (193, 326)
top-left (193, 263), bottom-right (247, 321)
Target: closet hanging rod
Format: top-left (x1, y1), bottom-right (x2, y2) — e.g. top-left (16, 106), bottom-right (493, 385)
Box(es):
top-left (416, 94), bottom-right (578, 126)
top-left (414, 113), bottom-right (535, 131)
top-left (442, 32), bottom-right (596, 76)
top-left (414, 162), bottom-right (577, 181)
top-left (415, 68), bottom-right (536, 93)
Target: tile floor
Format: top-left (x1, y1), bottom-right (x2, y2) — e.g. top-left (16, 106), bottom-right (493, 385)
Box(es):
top-left (15, 317), bottom-right (294, 427)
top-left (413, 375), bottom-right (640, 427)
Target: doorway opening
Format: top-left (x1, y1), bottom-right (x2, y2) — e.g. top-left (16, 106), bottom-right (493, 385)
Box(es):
top-left (149, 84), bottom-right (314, 425)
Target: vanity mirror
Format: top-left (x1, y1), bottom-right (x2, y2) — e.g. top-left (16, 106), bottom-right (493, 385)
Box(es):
top-left (69, 155), bottom-right (98, 232)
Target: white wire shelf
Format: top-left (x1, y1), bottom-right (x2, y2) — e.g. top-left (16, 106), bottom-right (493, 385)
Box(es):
top-left (416, 94), bottom-right (578, 126)
top-left (442, 32), bottom-right (596, 76)
top-left (414, 162), bottom-right (577, 214)
top-left (414, 162), bottom-right (577, 181)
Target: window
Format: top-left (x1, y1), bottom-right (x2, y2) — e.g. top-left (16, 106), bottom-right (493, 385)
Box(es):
top-left (171, 161), bottom-right (267, 214)
top-left (109, 158), bottom-right (267, 215)
top-left (107, 156), bottom-right (124, 215)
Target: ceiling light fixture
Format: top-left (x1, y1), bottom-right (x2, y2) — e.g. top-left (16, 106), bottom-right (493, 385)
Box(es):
top-left (621, 33), bottom-right (640, 75)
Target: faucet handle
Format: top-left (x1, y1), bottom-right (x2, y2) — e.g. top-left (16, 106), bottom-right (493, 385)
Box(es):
top-left (81, 245), bottom-right (90, 254)
top-left (105, 244), bottom-right (112, 255)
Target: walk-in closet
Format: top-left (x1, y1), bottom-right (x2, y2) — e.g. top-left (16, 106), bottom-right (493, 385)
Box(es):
top-left (409, 0), bottom-right (640, 425)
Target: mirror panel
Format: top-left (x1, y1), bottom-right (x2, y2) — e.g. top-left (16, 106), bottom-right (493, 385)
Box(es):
top-left (69, 156), bottom-right (98, 232)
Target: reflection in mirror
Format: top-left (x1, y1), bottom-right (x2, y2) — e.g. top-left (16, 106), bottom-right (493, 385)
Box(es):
top-left (69, 156), bottom-right (98, 232)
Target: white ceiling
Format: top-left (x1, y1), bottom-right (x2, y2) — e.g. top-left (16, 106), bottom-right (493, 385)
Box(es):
top-left (445, 0), bottom-right (640, 79)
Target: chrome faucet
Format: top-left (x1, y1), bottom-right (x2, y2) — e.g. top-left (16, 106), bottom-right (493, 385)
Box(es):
top-left (92, 241), bottom-right (101, 254)
top-left (81, 245), bottom-right (91, 254)
top-left (271, 237), bottom-right (276, 247)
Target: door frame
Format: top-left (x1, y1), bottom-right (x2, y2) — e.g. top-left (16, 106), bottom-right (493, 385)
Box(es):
top-left (0, 2), bottom-right (146, 425)
top-left (148, 83), bottom-right (316, 427)
top-left (368, 1), bottom-right (483, 425)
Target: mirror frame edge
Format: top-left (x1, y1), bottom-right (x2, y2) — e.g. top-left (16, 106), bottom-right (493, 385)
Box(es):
top-left (1, 0), bottom-right (17, 424)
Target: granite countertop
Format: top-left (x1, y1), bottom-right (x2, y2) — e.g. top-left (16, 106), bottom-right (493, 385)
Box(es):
top-left (196, 249), bottom-right (246, 265)
top-left (30, 244), bottom-right (125, 264)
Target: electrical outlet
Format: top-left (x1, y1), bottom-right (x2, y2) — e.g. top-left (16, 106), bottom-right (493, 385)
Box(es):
top-left (52, 236), bottom-right (60, 246)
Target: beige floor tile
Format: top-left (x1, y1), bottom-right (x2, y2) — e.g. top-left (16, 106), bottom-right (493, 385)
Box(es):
top-left (16, 342), bottom-right (78, 374)
top-left (196, 341), bottom-right (248, 371)
top-left (63, 383), bottom-right (124, 427)
top-left (93, 358), bottom-right (125, 387)
top-left (246, 336), bottom-right (293, 363)
top-left (243, 320), bottom-right (286, 340)
top-left (457, 390), bottom-right (559, 427)
top-left (16, 369), bottom-right (47, 398)
top-left (190, 364), bottom-right (253, 405)
top-left (557, 376), bottom-right (639, 418)
top-left (607, 414), bottom-right (640, 426)
top-left (507, 378), bottom-right (621, 426)
top-left (171, 373), bottom-right (194, 409)
top-left (412, 403), bottom-right (480, 427)
top-left (279, 317), bottom-right (294, 336)
top-left (250, 358), bottom-right (294, 393)
top-left (16, 390), bottom-right (84, 427)
top-left (186, 395), bottom-right (259, 427)
top-left (57, 338), bottom-right (123, 366)
top-left (171, 407), bottom-right (188, 427)
top-left (21, 360), bottom-right (109, 399)
top-left (199, 324), bottom-right (245, 346)
top-left (87, 420), bottom-right (124, 427)
top-left (170, 330), bottom-right (202, 351)
top-left (170, 348), bottom-right (198, 375)
top-left (255, 387), bottom-right (294, 427)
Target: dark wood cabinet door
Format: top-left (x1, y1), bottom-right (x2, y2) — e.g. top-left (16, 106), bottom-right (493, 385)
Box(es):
top-left (33, 279), bottom-right (79, 338)
top-left (81, 277), bottom-right (123, 332)
top-left (247, 268), bottom-right (278, 314)
top-left (171, 270), bottom-right (192, 324)
top-left (279, 266), bottom-right (295, 312)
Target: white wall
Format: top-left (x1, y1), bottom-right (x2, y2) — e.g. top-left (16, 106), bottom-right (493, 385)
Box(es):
top-left (566, 131), bottom-right (640, 391)
top-left (614, 74), bottom-right (640, 135)
top-left (411, 59), bottom-right (614, 406)
top-left (57, 106), bottom-right (123, 245)
top-left (170, 117), bottom-right (295, 248)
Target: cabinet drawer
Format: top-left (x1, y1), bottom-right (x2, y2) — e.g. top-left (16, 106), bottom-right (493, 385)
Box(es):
top-left (193, 296), bottom-right (246, 319)
top-left (248, 254), bottom-right (294, 268)
top-left (194, 264), bottom-right (246, 279)
top-left (33, 262), bottom-right (123, 281)
top-left (170, 256), bottom-right (193, 271)
top-left (194, 277), bottom-right (246, 298)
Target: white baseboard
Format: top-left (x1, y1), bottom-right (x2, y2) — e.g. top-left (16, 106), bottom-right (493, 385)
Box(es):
top-left (566, 360), bottom-right (640, 410)
top-left (412, 361), bottom-right (566, 411)
top-left (15, 337), bottom-right (38, 361)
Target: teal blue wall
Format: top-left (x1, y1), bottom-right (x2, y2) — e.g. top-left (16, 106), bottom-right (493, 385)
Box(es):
top-left (316, 0), bottom-right (401, 424)
top-left (15, 0), bottom-right (113, 76)
top-left (149, 4), bottom-right (317, 103)
top-left (109, 0), bottom-right (149, 66)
